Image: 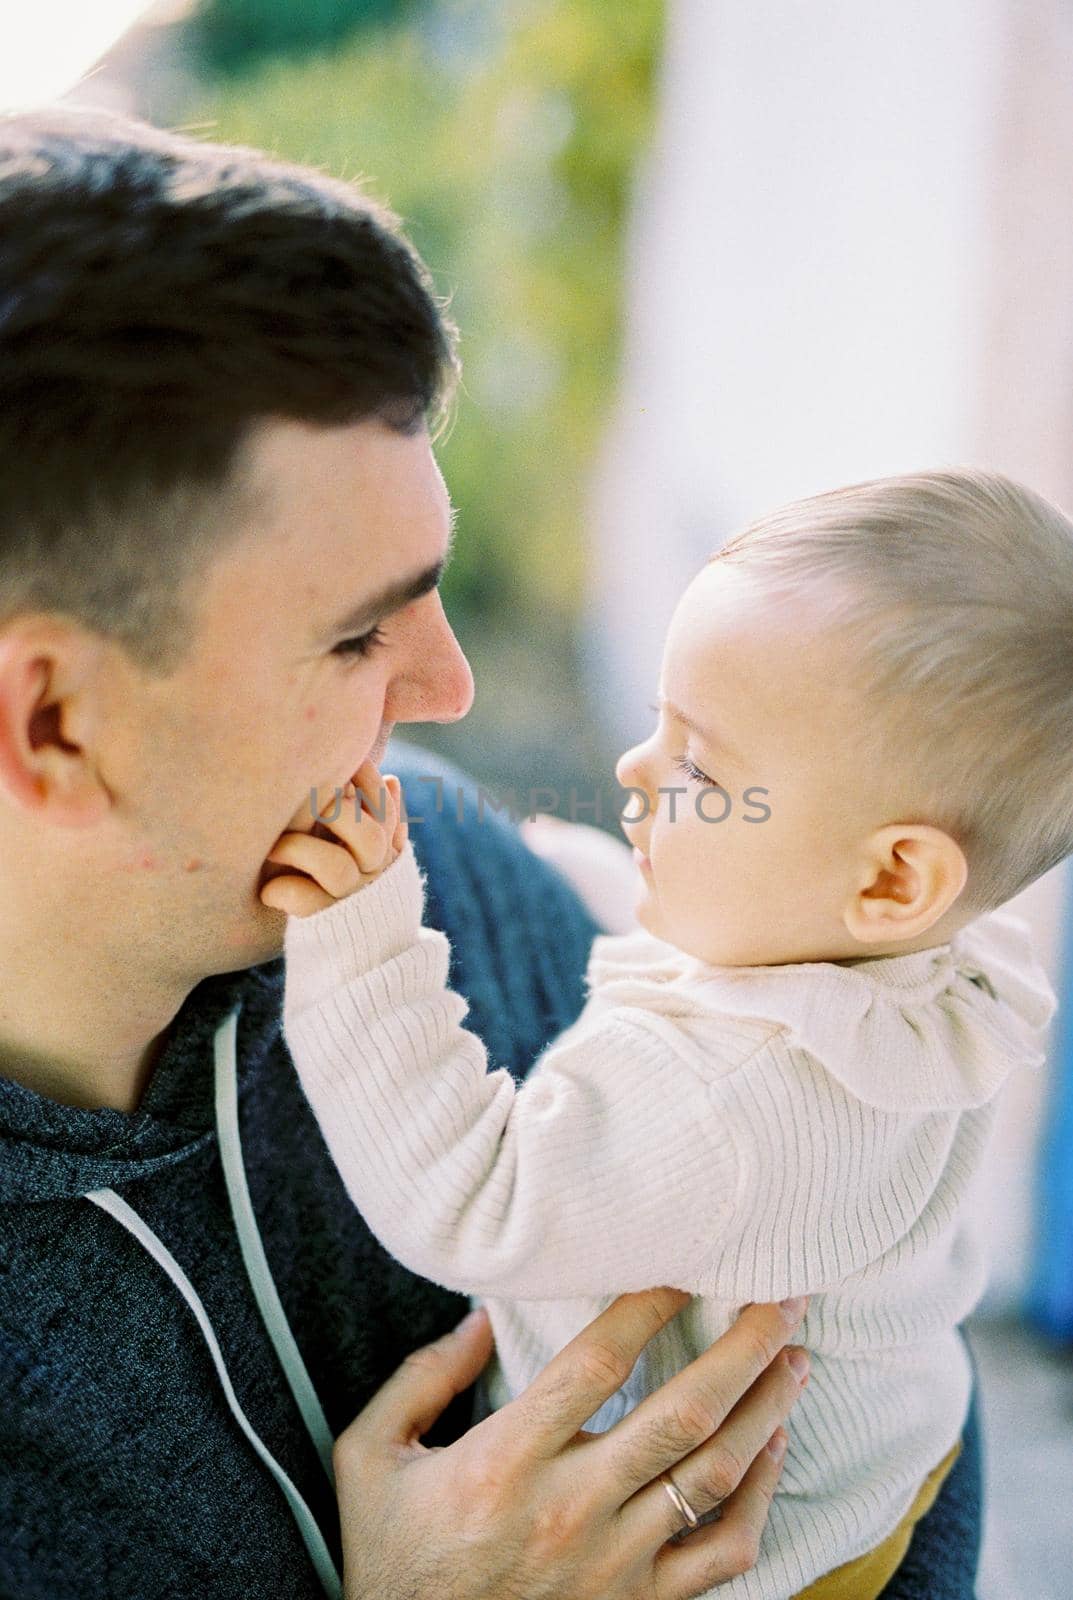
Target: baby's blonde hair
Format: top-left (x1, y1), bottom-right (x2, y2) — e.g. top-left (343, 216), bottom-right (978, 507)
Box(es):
top-left (709, 468), bottom-right (1073, 916)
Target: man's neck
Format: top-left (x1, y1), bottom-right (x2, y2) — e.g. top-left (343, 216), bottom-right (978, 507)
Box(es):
top-left (0, 1020), bottom-right (176, 1113)
top-left (0, 912), bottom-right (191, 1114)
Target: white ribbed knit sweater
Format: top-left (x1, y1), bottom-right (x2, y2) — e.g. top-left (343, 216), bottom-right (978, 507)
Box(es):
top-left (282, 841), bottom-right (1057, 1599)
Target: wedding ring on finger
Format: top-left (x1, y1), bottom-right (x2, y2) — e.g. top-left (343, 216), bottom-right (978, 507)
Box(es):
top-left (660, 1471), bottom-right (701, 1535)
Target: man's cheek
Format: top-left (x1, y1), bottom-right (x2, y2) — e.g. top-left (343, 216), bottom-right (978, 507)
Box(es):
top-left (282, 793), bottom-right (316, 834)
top-left (281, 769), bottom-right (345, 837)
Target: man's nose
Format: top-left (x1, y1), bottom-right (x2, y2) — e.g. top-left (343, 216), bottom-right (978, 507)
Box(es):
top-left (385, 594), bottom-right (475, 726)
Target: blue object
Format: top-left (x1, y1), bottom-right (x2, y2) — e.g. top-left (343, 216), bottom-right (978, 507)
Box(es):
top-left (1026, 865), bottom-right (1073, 1341)
top-left (878, 1352), bottom-right (982, 1599)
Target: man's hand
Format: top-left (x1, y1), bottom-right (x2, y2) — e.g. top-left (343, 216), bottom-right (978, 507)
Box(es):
top-left (334, 1288), bottom-right (809, 1600)
top-left (259, 760), bottom-right (408, 916)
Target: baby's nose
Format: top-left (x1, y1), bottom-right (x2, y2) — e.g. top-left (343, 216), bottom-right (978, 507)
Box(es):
top-left (615, 744), bottom-right (642, 788)
top-left (615, 747), bottom-right (652, 833)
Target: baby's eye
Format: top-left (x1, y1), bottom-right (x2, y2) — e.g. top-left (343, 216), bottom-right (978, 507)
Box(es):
top-left (674, 754), bottom-right (718, 788)
top-left (333, 624), bottom-right (387, 662)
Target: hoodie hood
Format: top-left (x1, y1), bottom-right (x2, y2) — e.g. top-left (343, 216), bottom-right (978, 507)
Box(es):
top-left (0, 960), bottom-right (282, 1204)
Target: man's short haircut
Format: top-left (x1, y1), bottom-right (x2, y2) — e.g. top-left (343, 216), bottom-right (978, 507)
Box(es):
top-left (708, 468), bottom-right (1073, 916)
top-left (0, 103), bottom-right (457, 675)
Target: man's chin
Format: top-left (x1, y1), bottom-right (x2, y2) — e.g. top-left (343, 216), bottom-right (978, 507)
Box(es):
top-left (204, 908), bottom-right (288, 976)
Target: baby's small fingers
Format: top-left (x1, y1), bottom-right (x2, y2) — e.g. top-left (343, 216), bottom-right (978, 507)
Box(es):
top-left (308, 780), bottom-right (391, 844)
top-left (385, 775), bottom-right (408, 855)
top-left (308, 783), bottom-right (353, 826)
top-left (350, 761), bottom-right (397, 836)
top-left (266, 832), bottom-right (367, 899)
top-left (305, 785), bottom-right (385, 858)
top-left (327, 802), bottom-right (395, 874)
top-left (321, 765), bottom-right (394, 872)
top-left (260, 872), bottom-right (337, 917)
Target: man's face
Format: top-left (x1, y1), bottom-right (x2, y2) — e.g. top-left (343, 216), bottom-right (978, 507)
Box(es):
top-left (96, 416), bottom-right (473, 981)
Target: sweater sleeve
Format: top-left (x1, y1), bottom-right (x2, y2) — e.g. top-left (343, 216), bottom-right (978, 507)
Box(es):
top-left (281, 841), bottom-right (742, 1299)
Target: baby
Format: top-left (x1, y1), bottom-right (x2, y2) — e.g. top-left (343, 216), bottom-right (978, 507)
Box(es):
top-left (261, 468), bottom-right (1062, 1599)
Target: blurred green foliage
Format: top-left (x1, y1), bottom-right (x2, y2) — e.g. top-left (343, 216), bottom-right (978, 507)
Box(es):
top-left (177, 0), bottom-right (662, 809)
top-left (192, 0), bottom-right (412, 78)
top-left (179, 0), bottom-right (663, 635)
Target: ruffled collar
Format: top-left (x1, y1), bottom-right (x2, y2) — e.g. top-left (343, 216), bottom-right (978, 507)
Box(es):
top-left (583, 907), bottom-right (1057, 1111)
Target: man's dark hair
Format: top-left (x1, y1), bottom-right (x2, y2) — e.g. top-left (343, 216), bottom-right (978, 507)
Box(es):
top-left (0, 103), bottom-right (457, 674)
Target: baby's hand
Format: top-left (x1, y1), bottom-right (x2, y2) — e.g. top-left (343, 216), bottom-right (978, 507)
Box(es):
top-left (259, 761), bottom-right (408, 917)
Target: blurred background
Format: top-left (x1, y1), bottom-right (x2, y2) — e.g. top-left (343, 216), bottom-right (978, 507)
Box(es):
top-left (8, 1), bottom-right (1073, 1593)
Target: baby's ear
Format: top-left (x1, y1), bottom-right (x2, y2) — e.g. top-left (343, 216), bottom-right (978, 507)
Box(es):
top-left (845, 823), bottom-right (968, 945)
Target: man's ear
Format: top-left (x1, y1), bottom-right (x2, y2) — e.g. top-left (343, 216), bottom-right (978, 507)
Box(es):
top-left (0, 617), bottom-right (113, 826)
top-left (842, 823), bottom-right (968, 946)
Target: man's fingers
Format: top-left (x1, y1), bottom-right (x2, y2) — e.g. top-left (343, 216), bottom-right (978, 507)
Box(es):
top-left (347, 1308), bottom-right (494, 1449)
top-left (619, 1343), bottom-right (807, 1555)
top-left (653, 1429), bottom-right (788, 1600)
top-left (591, 1298), bottom-right (807, 1500)
top-left (497, 1288), bottom-right (690, 1457)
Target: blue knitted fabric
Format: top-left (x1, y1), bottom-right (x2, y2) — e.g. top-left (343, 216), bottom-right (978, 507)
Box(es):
top-left (0, 742), bottom-right (980, 1597)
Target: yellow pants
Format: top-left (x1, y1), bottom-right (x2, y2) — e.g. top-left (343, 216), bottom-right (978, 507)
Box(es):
top-left (791, 1439), bottom-right (963, 1600)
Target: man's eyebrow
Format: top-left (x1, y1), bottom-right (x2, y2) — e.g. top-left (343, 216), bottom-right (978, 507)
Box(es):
top-left (316, 516), bottom-right (456, 644)
top-left (653, 693), bottom-right (745, 767)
